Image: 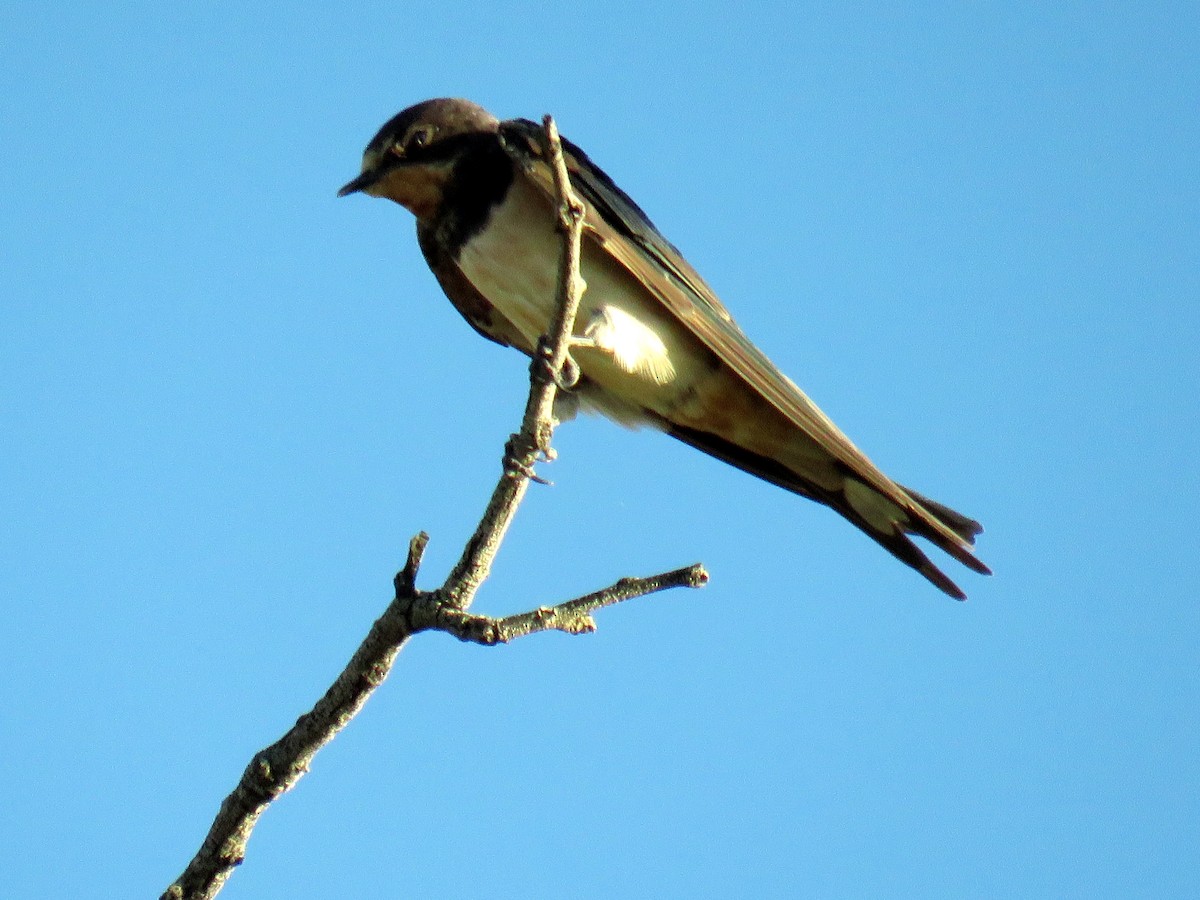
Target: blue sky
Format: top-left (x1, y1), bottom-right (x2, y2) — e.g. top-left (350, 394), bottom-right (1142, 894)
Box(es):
top-left (2, 2), bottom-right (1197, 897)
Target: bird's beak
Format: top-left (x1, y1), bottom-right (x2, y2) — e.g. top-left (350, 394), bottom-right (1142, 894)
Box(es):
top-left (337, 170), bottom-right (378, 197)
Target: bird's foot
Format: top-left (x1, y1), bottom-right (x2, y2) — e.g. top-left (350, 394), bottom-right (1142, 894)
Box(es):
top-left (503, 433), bottom-right (554, 485)
top-left (533, 334), bottom-right (593, 391)
top-left (557, 354), bottom-right (582, 390)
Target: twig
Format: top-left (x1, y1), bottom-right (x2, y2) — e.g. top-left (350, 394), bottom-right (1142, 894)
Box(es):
top-left (161, 115), bottom-right (705, 900)
top-left (426, 564), bottom-right (710, 643)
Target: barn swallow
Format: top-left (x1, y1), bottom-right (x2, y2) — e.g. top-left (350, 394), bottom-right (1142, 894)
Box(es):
top-left (338, 98), bottom-right (990, 598)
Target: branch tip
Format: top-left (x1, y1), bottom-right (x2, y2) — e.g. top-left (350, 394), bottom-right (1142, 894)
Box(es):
top-left (396, 531), bottom-right (429, 594)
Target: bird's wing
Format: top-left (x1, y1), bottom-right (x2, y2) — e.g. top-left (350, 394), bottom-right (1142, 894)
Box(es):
top-left (498, 119), bottom-right (988, 596)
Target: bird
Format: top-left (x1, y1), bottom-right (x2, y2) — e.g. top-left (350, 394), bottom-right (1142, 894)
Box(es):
top-left (338, 98), bottom-right (990, 599)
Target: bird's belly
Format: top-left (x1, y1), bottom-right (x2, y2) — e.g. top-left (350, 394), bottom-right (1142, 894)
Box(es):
top-left (455, 179), bottom-right (714, 419)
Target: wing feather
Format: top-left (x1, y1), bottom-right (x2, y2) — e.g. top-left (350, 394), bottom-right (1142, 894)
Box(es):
top-left (498, 120), bottom-right (988, 592)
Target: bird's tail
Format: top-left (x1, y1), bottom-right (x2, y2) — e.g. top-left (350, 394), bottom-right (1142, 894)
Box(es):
top-left (666, 424), bottom-right (990, 599)
top-left (877, 482), bottom-right (991, 600)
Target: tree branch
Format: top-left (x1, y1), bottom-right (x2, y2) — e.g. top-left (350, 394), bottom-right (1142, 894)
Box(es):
top-left (162, 115), bottom-right (705, 900)
top-left (426, 563), bottom-right (709, 643)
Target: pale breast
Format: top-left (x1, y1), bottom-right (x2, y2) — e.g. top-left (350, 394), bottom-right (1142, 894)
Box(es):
top-left (455, 178), bottom-right (562, 343)
top-left (455, 177), bottom-right (717, 419)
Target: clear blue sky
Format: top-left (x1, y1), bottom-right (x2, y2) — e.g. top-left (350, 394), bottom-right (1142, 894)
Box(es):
top-left (3, 2), bottom-right (1197, 897)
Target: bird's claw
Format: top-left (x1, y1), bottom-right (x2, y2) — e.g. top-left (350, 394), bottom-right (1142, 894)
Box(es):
top-left (556, 355), bottom-right (581, 390)
top-left (532, 336), bottom-right (584, 391)
top-left (503, 433), bottom-right (555, 484)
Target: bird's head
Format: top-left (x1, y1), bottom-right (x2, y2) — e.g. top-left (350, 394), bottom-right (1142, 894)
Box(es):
top-left (337, 98), bottom-right (499, 218)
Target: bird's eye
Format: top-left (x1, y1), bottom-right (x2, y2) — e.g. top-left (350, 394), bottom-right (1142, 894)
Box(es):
top-left (388, 126), bottom-right (435, 158)
top-left (407, 125), bottom-right (435, 150)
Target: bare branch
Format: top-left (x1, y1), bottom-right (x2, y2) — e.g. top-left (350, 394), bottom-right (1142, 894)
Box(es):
top-left (162, 562), bottom-right (426, 900)
top-left (162, 115), bottom-right (704, 900)
top-left (428, 563), bottom-right (710, 643)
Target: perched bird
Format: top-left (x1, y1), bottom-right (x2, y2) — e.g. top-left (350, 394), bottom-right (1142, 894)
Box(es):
top-left (338, 98), bottom-right (990, 598)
